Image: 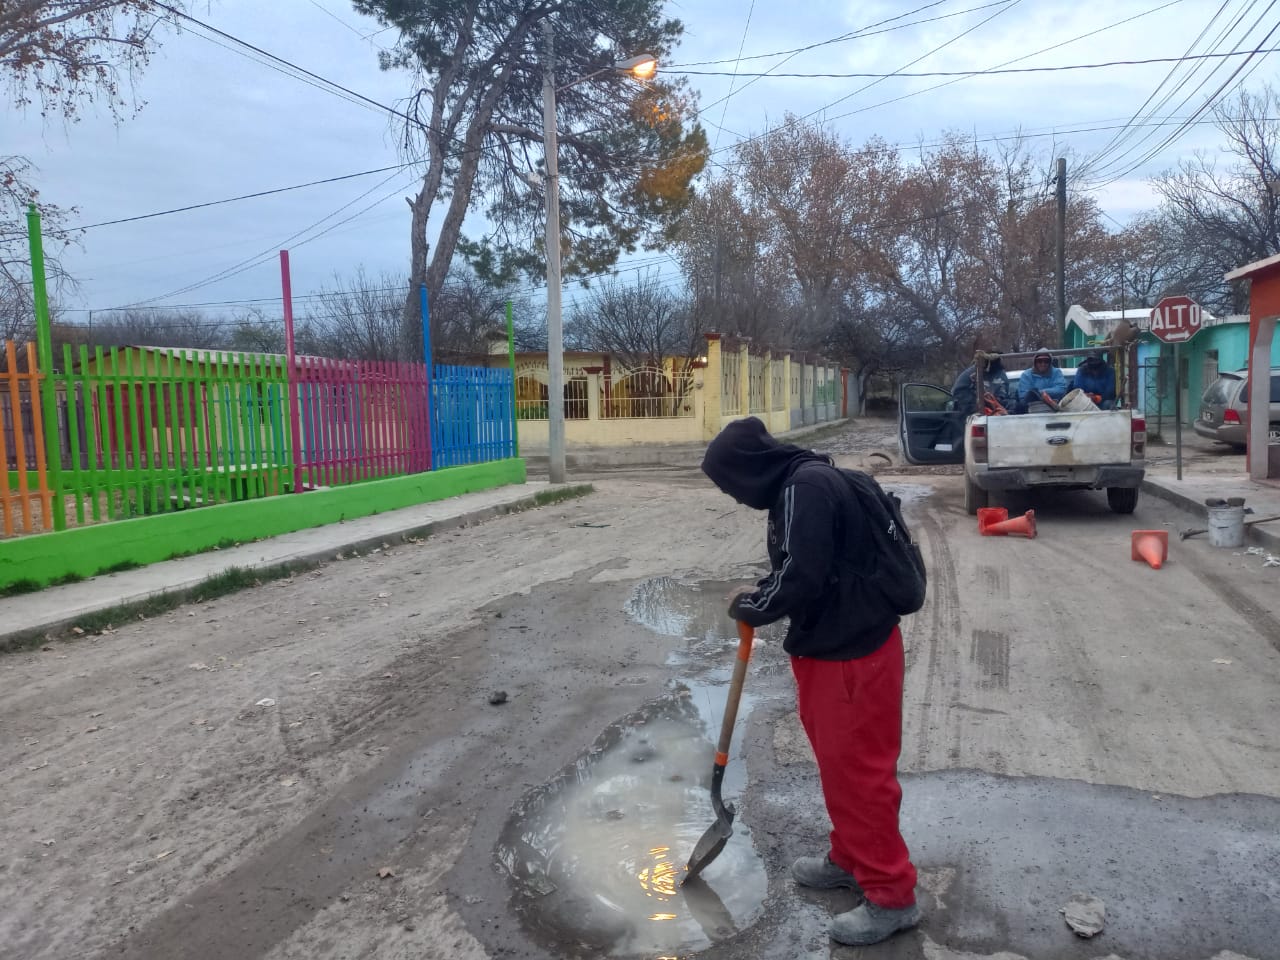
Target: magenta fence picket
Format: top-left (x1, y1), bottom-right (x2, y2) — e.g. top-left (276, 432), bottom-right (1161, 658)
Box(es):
top-left (291, 355), bottom-right (432, 489)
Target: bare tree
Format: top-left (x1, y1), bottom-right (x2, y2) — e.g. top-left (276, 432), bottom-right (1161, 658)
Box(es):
top-left (565, 271), bottom-right (694, 365)
top-left (301, 265), bottom-right (528, 362)
top-left (431, 266), bottom-right (531, 359)
top-left (1112, 211), bottom-right (1187, 309)
top-left (1, 0), bottom-right (180, 119)
top-left (226, 309), bottom-right (287, 355)
top-left (303, 268), bottom-right (412, 362)
top-left (2, 1), bottom-right (184, 339)
top-left (2, 156), bottom-right (77, 342)
top-left (672, 177), bottom-right (790, 342)
top-left (672, 120), bottom-right (1117, 405)
top-left (1153, 85), bottom-right (1280, 315)
top-left (79, 307), bottom-right (223, 349)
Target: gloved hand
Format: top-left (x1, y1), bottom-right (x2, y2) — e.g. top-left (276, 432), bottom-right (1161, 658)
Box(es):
top-left (726, 583), bottom-right (755, 618)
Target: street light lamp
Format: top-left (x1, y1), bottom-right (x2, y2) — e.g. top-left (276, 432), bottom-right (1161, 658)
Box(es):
top-left (540, 20), bottom-right (656, 483)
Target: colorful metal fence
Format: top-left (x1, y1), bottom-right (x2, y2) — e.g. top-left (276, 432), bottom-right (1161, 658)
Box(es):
top-left (1, 341), bottom-right (517, 537)
top-left (430, 364), bottom-right (516, 467)
top-left (292, 355), bottom-right (432, 489)
top-left (47, 346), bottom-right (293, 530)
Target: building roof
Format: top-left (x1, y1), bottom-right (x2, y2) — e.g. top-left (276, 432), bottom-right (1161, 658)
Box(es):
top-left (1224, 251), bottom-right (1280, 282)
top-left (1066, 304), bottom-right (1247, 338)
top-left (1064, 305), bottom-right (1152, 338)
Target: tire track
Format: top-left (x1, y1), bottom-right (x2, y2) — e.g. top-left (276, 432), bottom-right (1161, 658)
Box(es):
top-left (908, 503), bottom-right (964, 771)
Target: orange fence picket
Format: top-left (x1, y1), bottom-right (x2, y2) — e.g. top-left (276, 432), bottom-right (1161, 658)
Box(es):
top-left (1, 340), bottom-right (53, 537)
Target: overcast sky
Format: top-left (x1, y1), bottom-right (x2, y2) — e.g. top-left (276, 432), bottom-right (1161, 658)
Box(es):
top-left (9, 0), bottom-right (1279, 325)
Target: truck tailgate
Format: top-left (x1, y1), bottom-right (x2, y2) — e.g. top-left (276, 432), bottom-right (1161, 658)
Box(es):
top-left (987, 412), bottom-right (1132, 467)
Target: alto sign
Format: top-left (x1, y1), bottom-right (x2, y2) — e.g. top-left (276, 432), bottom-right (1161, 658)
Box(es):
top-left (1148, 295), bottom-right (1204, 344)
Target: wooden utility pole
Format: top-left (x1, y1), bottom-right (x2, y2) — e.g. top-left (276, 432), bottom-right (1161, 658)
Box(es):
top-left (1056, 157), bottom-right (1067, 344)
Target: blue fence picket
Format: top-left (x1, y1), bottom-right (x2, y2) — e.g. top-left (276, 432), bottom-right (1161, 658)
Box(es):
top-left (430, 364), bottom-right (515, 468)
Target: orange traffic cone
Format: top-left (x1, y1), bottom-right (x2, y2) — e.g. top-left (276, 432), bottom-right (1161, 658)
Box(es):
top-left (1131, 530), bottom-right (1168, 569)
top-left (977, 507), bottom-right (1008, 533)
top-left (981, 509), bottom-right (1037, 538)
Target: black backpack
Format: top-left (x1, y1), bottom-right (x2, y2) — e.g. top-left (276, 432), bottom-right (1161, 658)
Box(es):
top-left (838, 468), bottom-right (928, 616)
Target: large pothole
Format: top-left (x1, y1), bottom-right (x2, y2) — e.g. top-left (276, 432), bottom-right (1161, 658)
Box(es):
top-left (495, 578), bottom-right (774, 958)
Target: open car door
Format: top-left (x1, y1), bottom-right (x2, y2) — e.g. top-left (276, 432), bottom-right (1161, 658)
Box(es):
top-left (899, 382), bottom-right (966, 466)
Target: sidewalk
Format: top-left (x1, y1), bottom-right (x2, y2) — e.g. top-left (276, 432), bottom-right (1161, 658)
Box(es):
top-left (0, 481), bottom-right (565, 651)
top-left (1142, 468), bottom-right (1280, 553)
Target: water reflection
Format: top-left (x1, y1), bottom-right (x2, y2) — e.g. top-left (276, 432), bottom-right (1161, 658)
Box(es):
top-left (624, 577), bottom-right (785, 658)
top-left (496, 696), bottom-right (767, 958)
top-left (496, 579), bottom-right (772, 958)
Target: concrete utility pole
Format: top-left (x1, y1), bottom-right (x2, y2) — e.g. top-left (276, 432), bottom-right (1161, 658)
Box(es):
top-left (541, 19), bottom-right (566, 484)
top-left (1056, 157), bottom-right (1067, 344)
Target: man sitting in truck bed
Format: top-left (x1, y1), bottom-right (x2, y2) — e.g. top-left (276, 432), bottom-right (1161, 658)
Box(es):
top-left (951, 353), bottom-right (1012, 417)
top-left (1017, 348), bottom-right (1069, 412)
top-left (1072, 350), bottom-right (1116, 409)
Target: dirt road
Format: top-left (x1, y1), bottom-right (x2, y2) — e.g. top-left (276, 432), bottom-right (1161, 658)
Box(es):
top-left (3, 424), bottom-right (1278, 960)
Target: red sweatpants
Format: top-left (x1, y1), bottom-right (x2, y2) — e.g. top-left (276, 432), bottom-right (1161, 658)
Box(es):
top-left (791, 626), bottom-right (917, 909)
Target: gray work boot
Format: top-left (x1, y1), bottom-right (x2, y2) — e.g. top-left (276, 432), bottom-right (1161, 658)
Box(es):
top-left (790, 854), bottom-right (862, 891)
top-left (830, 900), bottom-right (920, 946)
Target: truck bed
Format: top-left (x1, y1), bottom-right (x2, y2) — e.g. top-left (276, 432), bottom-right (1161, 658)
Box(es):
top-left (985, 410), bottom-right (1134, 468)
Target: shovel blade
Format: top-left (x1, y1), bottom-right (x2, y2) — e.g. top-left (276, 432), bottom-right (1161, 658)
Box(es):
top-left (682, 810), bottom-right (734, 884)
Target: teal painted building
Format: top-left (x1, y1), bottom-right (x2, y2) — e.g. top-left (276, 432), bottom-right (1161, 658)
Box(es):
top-left (1065, 305), bottom-right (1280, 438)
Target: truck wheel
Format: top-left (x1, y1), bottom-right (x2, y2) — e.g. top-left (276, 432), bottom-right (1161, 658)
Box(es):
top-left (964, 475), bottom-right (988, 515)
top-left (1107, 487), bottom-right (1139, 514)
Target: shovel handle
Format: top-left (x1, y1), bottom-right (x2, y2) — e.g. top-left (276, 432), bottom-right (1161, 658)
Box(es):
top-left (714, 621), bottom-right (754, 765)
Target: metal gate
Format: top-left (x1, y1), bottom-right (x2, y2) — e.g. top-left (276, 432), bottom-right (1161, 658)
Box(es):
top-left (1137, 357), bottom-right (1174, 441)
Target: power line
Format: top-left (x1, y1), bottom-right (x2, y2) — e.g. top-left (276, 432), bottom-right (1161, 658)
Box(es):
top-left (692, 0), bottom-right (1005, 141)
top-left (710, 0), bottom-right (757, 153)
top-left (117, 170), bottom-right (417, 308)
top-left (812, 1), bottom-right (1186, 138)
top-left (671, 48), bottom-right (1280, 79)
top-left (1079, 0), bottom-right (1247, 180)
top-left (691, 0), bottom-right (1183, 168)
top-left (155, 3), bottom-right (407, 121)
top-left (671, 0), bottom-right (971, 67)
top-left (75, 164), bottom-right (416, 230)
top-left (304, 0), bottom-right (377, 43)
top-left (151, 1), bottom-right (501, 164)
top-left (1082, 0), bottom-right (1280, 186)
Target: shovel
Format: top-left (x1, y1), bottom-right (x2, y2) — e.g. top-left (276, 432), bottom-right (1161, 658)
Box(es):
top-left (682, 619), bottom-right (754, 884)
top-left (1180, 513), bottom-right (1280, 540)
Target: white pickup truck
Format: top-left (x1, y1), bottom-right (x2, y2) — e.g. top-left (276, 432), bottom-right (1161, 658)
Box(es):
top-left (898, 348), bottom-right (1147, 515)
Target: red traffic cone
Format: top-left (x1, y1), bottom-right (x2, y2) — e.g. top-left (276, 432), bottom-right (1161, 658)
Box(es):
top-left (981, 509), bottom-right (1037, 538)
top-left (1131, 530), bottom-right (1168, 569)
top-left (977, 507), bottom-right (1008, 533)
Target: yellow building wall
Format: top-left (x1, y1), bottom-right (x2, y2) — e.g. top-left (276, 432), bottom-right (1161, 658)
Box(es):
top-left (472, 336), bottom-right (847, 450)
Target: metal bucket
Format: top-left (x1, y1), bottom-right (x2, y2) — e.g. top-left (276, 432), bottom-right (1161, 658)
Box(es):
top-left (1207, 501), bottom-right (1245, 548)
top-left (1059, 388), bottom-right (1098, 413)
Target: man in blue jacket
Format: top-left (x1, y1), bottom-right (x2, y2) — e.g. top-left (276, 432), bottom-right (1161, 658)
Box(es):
top-left (1073, 351), bottom-right (1116, 409)
top-left (700, 417), bottom-right (920, 947)
top-left (1018, 348), bottom-right (1068, 411)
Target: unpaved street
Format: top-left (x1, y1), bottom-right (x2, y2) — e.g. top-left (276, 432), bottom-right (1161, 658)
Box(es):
top-left (3, 422), bottom-right (1279, 960)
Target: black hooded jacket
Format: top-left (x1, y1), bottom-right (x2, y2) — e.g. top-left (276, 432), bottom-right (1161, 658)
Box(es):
top-left (700, 417), bottom-right (899, 660)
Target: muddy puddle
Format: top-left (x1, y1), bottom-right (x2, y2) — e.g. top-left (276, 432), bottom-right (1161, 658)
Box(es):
top-left (496, 578), bottom-right (772, 958)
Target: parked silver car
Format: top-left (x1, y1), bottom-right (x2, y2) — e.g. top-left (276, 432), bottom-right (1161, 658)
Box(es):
top-left (1193, 368), bottom-right (1280, 448)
